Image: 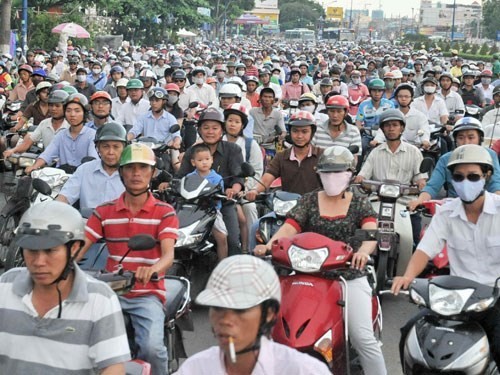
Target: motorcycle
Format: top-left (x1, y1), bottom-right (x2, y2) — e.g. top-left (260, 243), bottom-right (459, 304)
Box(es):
top-left (402, 275), bottom-right (500, 374)
top-left (166, 162), bottom-right (255, 298)
top-left (355, 179), bottom-right (420, 294)
top-left (2, 167), bottom-right (70, 268)
top-left (1, 100), bottom-right (22, 131)
top-left (465, 104), bottom-right (481, 119)
top-left (88, 234), bottom-right (193, 374)
top-left (417, 123), bottom-right (446, 177)
top-left (270, 232), bottom-right (381, 374)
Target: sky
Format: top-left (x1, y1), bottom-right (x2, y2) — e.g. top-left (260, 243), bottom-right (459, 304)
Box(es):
top-left (318, 0), bottom-right (481, 18)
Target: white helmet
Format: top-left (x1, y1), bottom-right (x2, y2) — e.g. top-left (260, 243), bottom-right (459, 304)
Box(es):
top-left (219, 83), bottom-right (241, 98)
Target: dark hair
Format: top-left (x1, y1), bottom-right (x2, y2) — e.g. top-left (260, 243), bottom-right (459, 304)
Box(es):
top-left (330, 67), bottom-right (341, 76)
top-left (259, 87), bottom-right (275, 98)
top-left (259, 299), bottom-right (280, 337)
top-left (190, 143), bottom-right (211, 159)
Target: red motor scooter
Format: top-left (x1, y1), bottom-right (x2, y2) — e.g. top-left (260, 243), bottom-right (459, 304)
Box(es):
top-left (270, 232), bottom-right (381, 374)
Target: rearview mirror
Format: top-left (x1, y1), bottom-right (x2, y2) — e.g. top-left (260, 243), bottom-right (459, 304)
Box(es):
top-left (169, 124), bottom-right (180, 133)
top-left (188, 101), bottom-right (199, 109)
top-left (348, 145), bottom-right (359, 155)
top-left (128, 234), bottom-right (156, 251)
top-left (239, 162), bottom-right (255, 178)
top-left (32, 178), bottom-right (52, 196)
top-left (420, 158), bottom-right (434, 174)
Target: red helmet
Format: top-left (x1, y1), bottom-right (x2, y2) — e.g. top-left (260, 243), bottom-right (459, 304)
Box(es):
top-left (165, 83), bottom-right (180, 94)
top-left (481, 69), bottom-right (493, 78)
top-left (326, 95), bottom-right (349, 110)
top-left (90, 91), bottom-right (112, 103)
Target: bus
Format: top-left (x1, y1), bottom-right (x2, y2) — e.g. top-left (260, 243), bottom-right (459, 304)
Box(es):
top-left (284, 28), bottom-right (315, 42)
top-left (322, 28), bottom-right (356, 42)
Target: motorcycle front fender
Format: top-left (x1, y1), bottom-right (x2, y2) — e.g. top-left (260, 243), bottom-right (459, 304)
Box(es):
top-left (405, 317), bottom-right (490, 373)
top-left (273, 274), bottom-right (346, 355)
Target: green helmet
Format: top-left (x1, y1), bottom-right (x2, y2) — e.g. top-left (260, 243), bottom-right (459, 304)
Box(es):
top-left (61, 85), bottom-right (78, 95)
top-left (95, 122), bottom-right (127, 144)
top-left (368, 78), bottom-right (385, 90)
top-left (126, 78), bottom-right (144, 90)
top-left (119, 143), bottom-right (156, 167)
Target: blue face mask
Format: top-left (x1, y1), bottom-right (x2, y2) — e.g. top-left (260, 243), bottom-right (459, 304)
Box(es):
top-left (451, 178), bottom-right (485, 203)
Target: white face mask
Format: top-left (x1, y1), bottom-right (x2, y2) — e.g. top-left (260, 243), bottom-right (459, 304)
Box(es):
top-left (92, 68), bottom-right (101, 74)
top-left (482, 78), bottom-right (492, 85)
top-left (216, 72), bottom-right (225, 79)
top-left (237, 70), bottom-right (245, 77)
top-left (451, 178), bottom-right (485, 203)
top-left (301, 105), bottom-right (315, 114)
top-left (451, 86), bottom-right (458, 92)
top-left (76, 74), bottom-right (87, 82)
top-left (320, 171), bottom-right (352, 196)
top-left (423, 86), bottom-right (436, 94)
top-left (123, 62), bottom-right (130, 68)
top-left (194, 77), bottom-right (205, 85)
top-left (352, 78), bottom-right (361, 85)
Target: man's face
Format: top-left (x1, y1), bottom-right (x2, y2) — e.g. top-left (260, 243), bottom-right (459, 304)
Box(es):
top-left (128, 88), bottom-right (143, 102)
top-left (142, 78), bottom-right (153, 89)
top-left (91, 99), bottom-right (111, 117)
top-left (451, 163), bottom-right (485, 186)
top-left (327, 108), bottom-right (345, 125)
top-left (370, 89), bottom-right (384, 101)
top-left (246, 81), bottom-right (257, 93)
top-left (260, 93), bottom-right (274, 108)
top-left (300, 66), bottom-right (308, 75)
top-left (24, 245), bottom-right (71, 286)
top-left (149, 97), bottom-right (164, 112)
top-left (32, 75), bottom-right (44, 87)
top-left (199, 120), bottom-right (223, 145)
top-left (494, 93), bottom-right (500, 105)
top-left (290, 72), bottom-right (300, 83)
top-left (117, 86), bottom-right (128, 99)
top-left (290, 126), bottom-right (312, 147)
top-left (396, 89), bottom-right (412, 107)
top-left (440, 77), bottom-right (452, 90)
top-left (463, 76), bottom-right (475, 87)
top-left (111, 72), bottom-right (122, 82)
top-left (174, 77), bottom-right (186, 89)
top-left (455, 129), bottom-right (480, 146)
top-left (98, 140), bottom-right (124, 168)
top-left (220, 96), bottom-right (237, 110)
top-left (209, 305), bottom-right (269, 355)
top-left (381, 120), bottom-right (404, 141)
top-left (320, 85), bottom-right (332, 95)
top-left (260, 74), bottom-right (270, 84)
top-left (49, 103), bottom-right (64, 119)
top-left (120, 163), bottom-right (153, 193)
top-left (65, 103), bottom-right (85, 126)
top-left (38, 89), bottom-right (50, 103)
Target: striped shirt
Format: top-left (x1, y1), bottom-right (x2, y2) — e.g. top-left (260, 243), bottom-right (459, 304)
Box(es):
top-left (0, 266), bottom-right (130, 374)
top-left (85, 192), bottom-right (179, 303)
top-left (359, 141), bottom-right (427, 184)
top-left (312, 120), bottom-right (362, 155)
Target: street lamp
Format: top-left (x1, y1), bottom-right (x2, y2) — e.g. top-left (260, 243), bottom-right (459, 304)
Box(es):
top-left (450, 0), bottom-right (457, 46)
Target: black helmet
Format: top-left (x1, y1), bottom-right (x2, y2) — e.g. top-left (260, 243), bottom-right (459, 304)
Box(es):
top-left (379, 109), bottom-right (406, 127)
top-left (48, 90), bottom-right (70, 104)
top-left (172, 69), bottom-right (187, 80)
top-left (394, 83), bottom-right (414, 98)
top-left (197, 107), bottom-right (225, 127)
top-left (95, 122), bottom-right (128, 144)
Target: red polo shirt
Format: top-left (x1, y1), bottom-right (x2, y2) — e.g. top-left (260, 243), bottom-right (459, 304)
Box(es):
top-left (86, 192), bottom-right (178, 303)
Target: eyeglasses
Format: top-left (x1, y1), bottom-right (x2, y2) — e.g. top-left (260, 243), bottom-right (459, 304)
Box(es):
top-left (451, 173), bottom-right (483, 182)
top-left (148, 90), bottom-right (167, 99)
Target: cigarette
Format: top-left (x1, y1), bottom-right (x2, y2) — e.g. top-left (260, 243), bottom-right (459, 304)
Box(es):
top-left (229, 336), bottom-right (236, 363)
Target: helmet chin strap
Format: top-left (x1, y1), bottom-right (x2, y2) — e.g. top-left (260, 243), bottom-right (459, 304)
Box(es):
top-left (92, 112), bottom-right (110, 119)
top-left (125, 187), bottom-right (150, 197)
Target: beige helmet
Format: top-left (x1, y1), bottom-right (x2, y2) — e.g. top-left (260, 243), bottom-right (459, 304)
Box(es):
top-left (447, 144), bottom-right (494, 172)
top-left (317, 146), bottom-right (356, 173)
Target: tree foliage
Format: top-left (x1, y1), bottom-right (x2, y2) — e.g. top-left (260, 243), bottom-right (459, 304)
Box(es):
top-left (278, 1), bottom-right (325, 31)
top-left (211, 0), bottom-right (255, 39)
top-left (482, 0), bottom-right (500, 40)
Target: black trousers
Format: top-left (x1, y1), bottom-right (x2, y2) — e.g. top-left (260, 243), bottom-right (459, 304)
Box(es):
top-left (221, 202), bottom-right (241, 256)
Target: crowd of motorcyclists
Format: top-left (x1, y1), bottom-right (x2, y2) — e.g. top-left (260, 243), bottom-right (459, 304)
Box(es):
top-left (0, 35), bottom-right (500, 374)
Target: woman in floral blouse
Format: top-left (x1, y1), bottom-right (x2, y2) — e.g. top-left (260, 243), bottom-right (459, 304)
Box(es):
top-left (254, 146), bottom-right (387, 374)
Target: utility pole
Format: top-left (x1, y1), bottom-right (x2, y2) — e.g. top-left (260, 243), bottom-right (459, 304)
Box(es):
top-left (450, 0), bottom-right (456, 47)
top-left (22, 0), bottom-right (27, 54)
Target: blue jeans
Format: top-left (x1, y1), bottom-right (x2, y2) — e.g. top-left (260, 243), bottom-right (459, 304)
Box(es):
top-left (119, 295), bottom-right (167, 375)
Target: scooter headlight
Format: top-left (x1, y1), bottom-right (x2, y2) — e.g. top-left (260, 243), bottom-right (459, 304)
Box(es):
top-left (176, 222), bottom-right (203, 248)
top-left (273, 198), bottom-right (297, 216)
top-left (429, 284), bottom-right (474, 316)
top-left (379, 184), bottom-right (400, 198)
top-left (288, 245), bottom-right (328, 273)
top-left (314, 330), bottom-right (333, 367)
top-left (18, 156), bottom-right (36, 168)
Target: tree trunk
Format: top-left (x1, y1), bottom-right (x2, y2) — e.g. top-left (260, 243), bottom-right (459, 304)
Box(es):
top-left (0, 0), bottom-right (12, 54)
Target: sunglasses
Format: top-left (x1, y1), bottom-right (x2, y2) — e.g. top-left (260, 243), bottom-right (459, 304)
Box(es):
top-left (451, 173), bottom-right (483, 182)
top-left (174, 79), bottom-right (185, 83)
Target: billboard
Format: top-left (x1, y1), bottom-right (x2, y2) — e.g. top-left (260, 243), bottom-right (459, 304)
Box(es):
top-left (255, 0), bottom-right (278, 9)
top-left (326, 6), bottom-right (343, 20)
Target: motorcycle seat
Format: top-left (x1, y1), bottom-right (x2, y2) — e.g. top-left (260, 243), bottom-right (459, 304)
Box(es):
top-left (164, 277), bottom-right (187, 321)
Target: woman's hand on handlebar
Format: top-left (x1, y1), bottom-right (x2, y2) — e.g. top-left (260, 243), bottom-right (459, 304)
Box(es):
top-left (391, 276), bottom-right (413, 295)
top-left (351, 252), bottom-right (370, 270)
top-left (253, 244), bottom-right (270, 257)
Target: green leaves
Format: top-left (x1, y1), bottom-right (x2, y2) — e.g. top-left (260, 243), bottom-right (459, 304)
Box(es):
top-left (278, 0), bottom-right (324, 31)
top-left (482, 0), bottom-right (500, 40)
